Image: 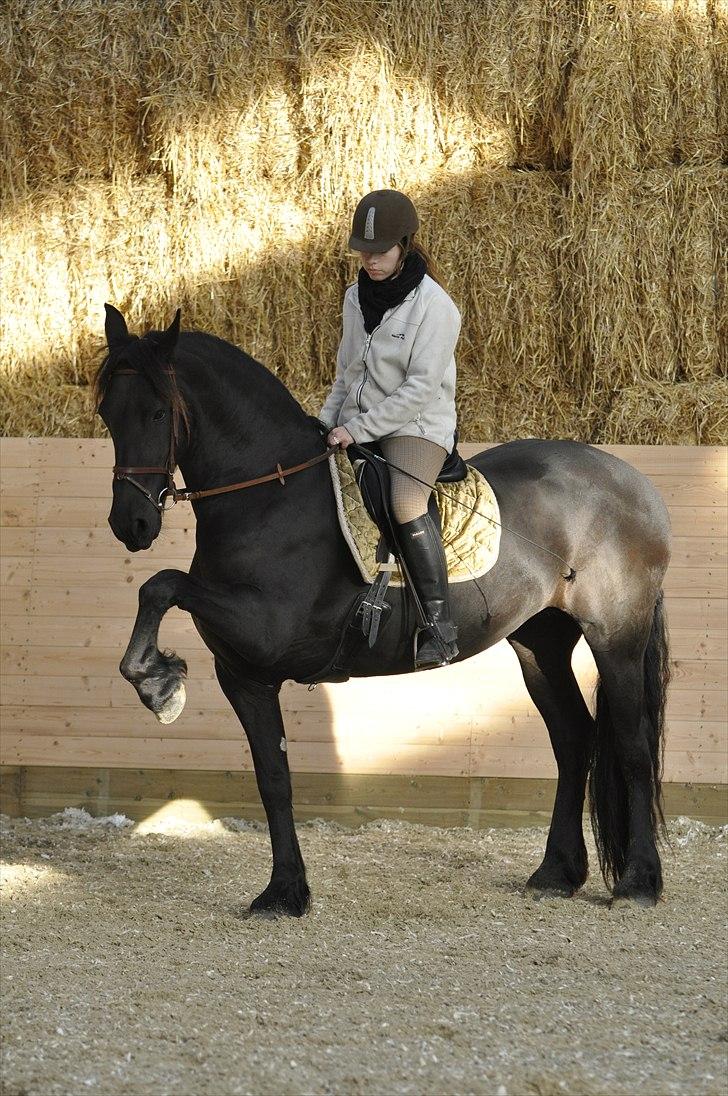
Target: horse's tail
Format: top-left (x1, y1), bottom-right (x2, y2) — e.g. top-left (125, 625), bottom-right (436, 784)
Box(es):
top-left (588, 591), bottom-right (670, 886)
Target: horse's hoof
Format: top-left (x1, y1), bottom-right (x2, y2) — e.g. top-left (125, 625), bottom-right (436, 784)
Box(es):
top-left (526, 883), bottom-right (576, 900)
top-left (155, 682), bottom-right (186, 724)
top-left (249, 877), bottom-right (311, 918)
top-left (526, 861), bottom-right (585, 898)
top-left (612, 864), bottom-right (662, 908)
top-left (241, 907), bottom-right (280, 922)
top-left (610, 890), bottom-right (658, 910)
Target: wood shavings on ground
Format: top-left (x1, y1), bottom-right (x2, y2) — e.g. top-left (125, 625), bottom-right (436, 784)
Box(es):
top-left (1, 811), bottom-right (726, 1095)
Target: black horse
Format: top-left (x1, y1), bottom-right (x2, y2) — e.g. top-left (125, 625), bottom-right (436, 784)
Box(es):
top-left (95, 306), bottom-right (672, 916)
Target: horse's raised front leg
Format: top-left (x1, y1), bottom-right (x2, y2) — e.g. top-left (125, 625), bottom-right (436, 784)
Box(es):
top-left (120, 566), bottom-right (280, 722)
top-left (119, 568), bottom-right (189, 723)
top-left (214, 661), bottom-right (310, 918)
top-left (508, 609), bottom-right (594, 897)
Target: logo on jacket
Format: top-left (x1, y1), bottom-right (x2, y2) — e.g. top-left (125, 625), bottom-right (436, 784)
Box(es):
top-left (391, 331), bottom-right (406, 339)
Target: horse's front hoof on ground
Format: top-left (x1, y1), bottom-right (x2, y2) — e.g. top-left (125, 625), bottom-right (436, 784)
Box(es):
top-left (155, 681), bottom-right (187, 724)
top-left (525, 860), bottom-right (586, 898)
top-left (526, 883), bottom-right (576, 900)
top-left (610, 892), bottom-right (658, 909)
top-left (249, 876), bottom-right (311, 918)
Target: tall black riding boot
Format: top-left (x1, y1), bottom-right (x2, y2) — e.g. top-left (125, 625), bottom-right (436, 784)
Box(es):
top-left (395, 512), bottom-right (459, 670)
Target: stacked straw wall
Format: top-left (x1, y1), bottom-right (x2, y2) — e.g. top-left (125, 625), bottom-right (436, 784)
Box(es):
top-left (1, 0), bottom-right (726, 443)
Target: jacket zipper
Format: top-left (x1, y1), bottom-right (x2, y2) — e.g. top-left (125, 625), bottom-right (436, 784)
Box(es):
top-left (356, 330), bottom-right (374, 412)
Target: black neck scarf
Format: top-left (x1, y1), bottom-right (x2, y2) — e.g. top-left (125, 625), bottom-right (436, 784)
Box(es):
top-left (357, 250), bottom-right (427, 334)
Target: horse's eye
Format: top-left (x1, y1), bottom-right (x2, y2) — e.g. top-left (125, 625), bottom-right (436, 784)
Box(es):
top-left (153, 409), bottom-right (166, 422)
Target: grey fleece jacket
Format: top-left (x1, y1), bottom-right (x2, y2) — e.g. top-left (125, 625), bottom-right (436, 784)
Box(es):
top-left (318, 273), bottom-right (460, 452)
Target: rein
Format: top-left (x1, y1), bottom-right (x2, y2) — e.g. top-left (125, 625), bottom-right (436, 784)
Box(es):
top-left (110, 368), bottom-right (338, 512)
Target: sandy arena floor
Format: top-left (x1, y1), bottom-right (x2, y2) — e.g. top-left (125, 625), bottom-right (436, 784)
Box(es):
top-left (1, 810), bottom-right (726, 1096)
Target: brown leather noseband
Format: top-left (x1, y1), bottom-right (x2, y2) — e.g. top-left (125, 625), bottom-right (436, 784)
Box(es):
top-left (110, 368), bottom-right (338, 513)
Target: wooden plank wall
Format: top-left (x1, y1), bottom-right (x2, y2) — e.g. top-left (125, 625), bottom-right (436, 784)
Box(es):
top-left (1, 439), bottom-right (726, 797)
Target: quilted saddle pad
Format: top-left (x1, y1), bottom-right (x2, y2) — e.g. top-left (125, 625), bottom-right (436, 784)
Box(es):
top-left (328, 448), bottom-right (501, 586)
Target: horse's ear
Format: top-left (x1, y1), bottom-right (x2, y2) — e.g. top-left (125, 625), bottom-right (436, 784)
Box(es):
top-left (104, 303), bottom-right (130, 350)
top-left (157, 308), bottom-right (181, 358)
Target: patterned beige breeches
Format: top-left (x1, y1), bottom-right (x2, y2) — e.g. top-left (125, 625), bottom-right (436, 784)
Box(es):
top-left (379, 436), bottom-right (448, 524)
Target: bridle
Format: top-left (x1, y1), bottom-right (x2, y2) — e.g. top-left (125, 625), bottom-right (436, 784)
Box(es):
top-left (110, 368), bottom-right (338, 513)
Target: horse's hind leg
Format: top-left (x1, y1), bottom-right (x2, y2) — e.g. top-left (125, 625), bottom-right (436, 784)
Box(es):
top-left (581, 603), bottom-right (668, 906)
top-left (508, 609), bottom-right (594, 897)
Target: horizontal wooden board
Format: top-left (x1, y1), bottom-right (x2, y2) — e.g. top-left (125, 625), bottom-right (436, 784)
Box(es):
top-left (2, 732), bottom-right (726, 783)
top-left (0, 499), bottom-right (37, 528)
top-left (3, 437), bottom-right (724, 473)
top-left (3, 497), bottom-right (723, 542)
top-left (0, 529), bottom-right (35, 554)
top-left (3, 764), bottom-right (725, 825)
top-left (666, 508), bottom-right (727, 538)
top-left (663, 567), bottom-right (727, 598)
top-left (4, 591), bottom-right (723, 640)
top-left (1, 707), bottom-right (721, 757)
top-left (0, 589), bottom-right (31, 616)
top-left (1, 666), bottom-right (723, 726)
top-left (1, 639), bottom-right (723, 716)
top-left (31, 525), bottom-right (194, 556)
top-left (2, 595), bottom-right (725, 656)
top-left (32, 496), bottom-right (194, 530)
top-left (1, 467), bottom-right (707, 503)
top-left (0, 558), bottom-right (32, 586)
top-left (0, 734), bottom-right (467, 775)
top-left (2, 554), bottom-right (725, 600)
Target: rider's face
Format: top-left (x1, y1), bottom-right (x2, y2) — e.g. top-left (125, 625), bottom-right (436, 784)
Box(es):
top-left (356, 243), bottom-right (403, 281)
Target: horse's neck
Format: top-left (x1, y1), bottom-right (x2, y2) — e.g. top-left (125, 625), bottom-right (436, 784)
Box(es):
top-left (175, 358), bottom-right (330, 537)
top-left (177, 359), bottom-right (316, 483)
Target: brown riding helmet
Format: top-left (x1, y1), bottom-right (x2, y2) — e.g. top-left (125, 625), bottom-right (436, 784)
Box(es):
top-left (348, 189), bottom-right (420, 253)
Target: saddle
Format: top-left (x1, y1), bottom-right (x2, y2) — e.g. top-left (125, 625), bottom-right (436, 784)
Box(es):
top-left (297, 418), bottom-right (500, 684)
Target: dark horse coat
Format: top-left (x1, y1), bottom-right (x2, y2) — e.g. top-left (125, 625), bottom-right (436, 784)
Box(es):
top-left (95, 307), bottom-right (672, 917)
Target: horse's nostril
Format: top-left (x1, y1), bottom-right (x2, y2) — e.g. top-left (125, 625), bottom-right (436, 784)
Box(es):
top-left (133, 517), bottom-right (149, 539)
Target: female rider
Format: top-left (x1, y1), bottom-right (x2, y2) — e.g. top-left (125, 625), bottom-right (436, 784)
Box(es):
top-left (318, 188), bottom-right (461, 670)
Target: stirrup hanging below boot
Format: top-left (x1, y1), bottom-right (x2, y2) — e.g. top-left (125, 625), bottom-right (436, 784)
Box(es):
top-left (394, 512), bottom-right (459, 670)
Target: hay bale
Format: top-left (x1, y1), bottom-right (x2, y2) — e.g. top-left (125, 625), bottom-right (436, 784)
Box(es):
top-left (567, 0), bottom-right (723, 194)
top-left (671, 164), bottom-right (724, 381)
top-left (603, 379), bottom-right (728, 444)
top-left (566, 3), bottom-right (640, 193)
top-left (456, 169), bottom-right (580, 441)
top-left (715, 0), bottom-right (728, 161)
top-left (671, 0), bottom-right (723, 164)
top-left (0, 0), bottom-right (146, 197)
top-left (563, 163), bottom-right (725, 435)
